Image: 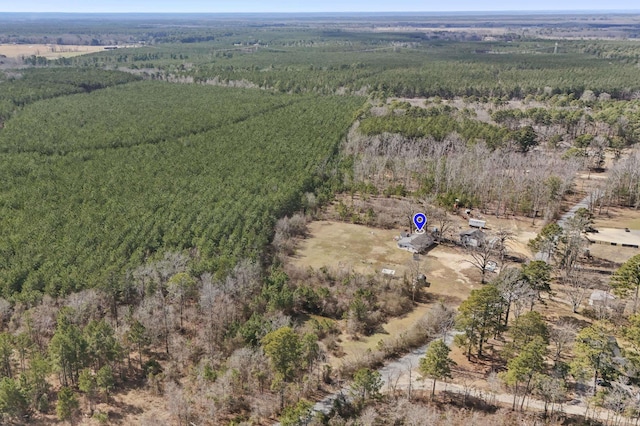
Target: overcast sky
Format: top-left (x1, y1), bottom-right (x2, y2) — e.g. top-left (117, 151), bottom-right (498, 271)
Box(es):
top-left (2, 1), bottom-right (639, 13)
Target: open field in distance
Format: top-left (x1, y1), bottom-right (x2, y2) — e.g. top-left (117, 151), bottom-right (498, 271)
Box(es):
top-left (0, 44), bottom-right (136, 59)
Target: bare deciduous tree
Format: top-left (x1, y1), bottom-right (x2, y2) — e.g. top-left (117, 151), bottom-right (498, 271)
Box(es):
top-left (165, 381), bottom-right (191, 426)
top-left (464, 234), bottom-right (498, 284)
top-left (549, 320), bottom-right (577, 364)
top-left (562, 265), bottom-right (595, 313)
top-left (424, 204), bottom-right (453, 242)
top-left (417, 302), bottom-right (456, 339)
top-left (494, 228), bottom-right (516, 262)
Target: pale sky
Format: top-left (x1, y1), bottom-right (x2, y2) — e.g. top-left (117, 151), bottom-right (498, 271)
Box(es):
top-left (0, 0), bottom-right (638, 13)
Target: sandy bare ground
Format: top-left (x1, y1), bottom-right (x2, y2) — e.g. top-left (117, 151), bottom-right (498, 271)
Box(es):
top-left (0, 44), bottom-right (116, 59)
top-left (587, 228), bottom-right (640, 247)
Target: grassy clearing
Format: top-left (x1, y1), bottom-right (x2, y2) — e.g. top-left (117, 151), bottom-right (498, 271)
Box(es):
top-left (594, 207), bottom-right (640, 230)
top-left (588, 244), bottom-right (638, 264)
top-left (0, 44), bottom-right (107, 59)
top-left (334, 303), bottom-right (434, 366)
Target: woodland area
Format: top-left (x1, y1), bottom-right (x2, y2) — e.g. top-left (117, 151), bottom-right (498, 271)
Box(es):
top-left (0, 13), bottom-right (640, 426)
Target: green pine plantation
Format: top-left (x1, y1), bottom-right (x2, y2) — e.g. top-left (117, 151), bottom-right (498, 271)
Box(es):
top-left (0, 79), bottom-right (363, 298)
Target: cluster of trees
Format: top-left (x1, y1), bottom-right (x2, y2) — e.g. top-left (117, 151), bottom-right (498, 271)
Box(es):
top-left (0, 247), bottom-right (448, 423)
top-left (284, 265), bottom-right (417, 338)
top-left (592, 148), bottom-right (640, 210)
top-left (345, 129), bottom-right (580, 220)
top-left (359, 112), bottom-right (511, 149)
top-left (491, 100), bottom-right (640, 153)
top-left (0, 253), bottom-right (429, 424)
top-left (0, 80), bottom-right (298, 154)
top-left (0, 82), bottom-right (363, 298)
top-left (169, 40), bottom-right (640, 99)
top-left (0, 301), bottom-right (120, 422)
top-left (454, 261), bottom-right (551, 361)
top-left (527, 211), bottom-right (638, 316)
top-left (0, 256), bottom-right (322, 423)
top-left (451, 267), bottom-right (640, 419)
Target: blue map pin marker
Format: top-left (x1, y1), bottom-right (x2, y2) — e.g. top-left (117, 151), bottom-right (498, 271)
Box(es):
top-left (413, 213), bottom-right (427, 234)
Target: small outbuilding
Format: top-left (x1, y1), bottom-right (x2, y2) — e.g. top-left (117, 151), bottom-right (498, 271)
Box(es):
top-left (460, 229), bottom-right (485, 247)
top-left (589, 290), bottom-right (616, 307)
top-left (397, 233), bottom-right (435, 254)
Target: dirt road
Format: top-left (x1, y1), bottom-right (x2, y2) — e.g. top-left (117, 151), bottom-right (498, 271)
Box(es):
top-left (274, 334), bottom-right (609, 425)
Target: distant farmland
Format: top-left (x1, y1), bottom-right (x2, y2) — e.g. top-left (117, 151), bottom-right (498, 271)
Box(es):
top-left (0, 43), bottom-right (134, 59)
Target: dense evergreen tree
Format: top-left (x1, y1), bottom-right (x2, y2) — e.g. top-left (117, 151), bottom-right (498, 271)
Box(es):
top-left (419, 339), bottom-right (455, 398)
top-left (455, 285), bottom-right (505, 360)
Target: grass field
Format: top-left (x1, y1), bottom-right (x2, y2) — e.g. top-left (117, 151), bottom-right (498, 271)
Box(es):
top-left (594, 207), bottom-right (640, 231)
top-left (292, 220), bottom-right (475, 297)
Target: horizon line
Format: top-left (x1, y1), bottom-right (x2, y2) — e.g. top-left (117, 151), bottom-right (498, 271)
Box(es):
top-left (2, 10), bottom-right (640, 14)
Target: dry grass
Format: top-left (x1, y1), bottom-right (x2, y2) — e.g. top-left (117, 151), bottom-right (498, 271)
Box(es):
top-left (0, 44), bottom-right (113, 59)
top-left (26, 386), bottom-right (168, 425)
top-left (593, 206), bottom-right (640, 231)
top-left (291, 220), bottom-right (413, 276)
top-left (334, 302), bottom-right (433, 366)
top-left (588, 243), bottom-right (638, 264)
top-left (291, 220), bottom-right (481, 368)
top-left (291, 220), bottom-right (477, 299)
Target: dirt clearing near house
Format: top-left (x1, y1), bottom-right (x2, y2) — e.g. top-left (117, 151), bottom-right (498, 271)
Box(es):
top-left (290, 217), bottom-right (546, 374)
top-left (292, 220), bottom-right (475, 300)
top-left (0, 44), bottom-right (108, 59)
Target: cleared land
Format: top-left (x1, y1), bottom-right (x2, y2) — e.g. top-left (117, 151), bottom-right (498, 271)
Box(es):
top-left (593, 206), bottom-right (640, 230)
top-left (588, 243), bottom-right (638, 264)
top-left (0, 44), bottom-right (107, 59)
top-left (292, 220), bottom-right (474, 298)
top-left (587, 228), bottom-right (640, 247)
top-left (291, 216), bottom-right (539, 366)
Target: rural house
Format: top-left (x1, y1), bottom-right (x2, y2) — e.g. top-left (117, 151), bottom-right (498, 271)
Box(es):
top-left (397, 233), bottom-right (435, 254)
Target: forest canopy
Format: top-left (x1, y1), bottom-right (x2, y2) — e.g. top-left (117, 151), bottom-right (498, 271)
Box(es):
top-left (0, 80), bottom-right (363, 298)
